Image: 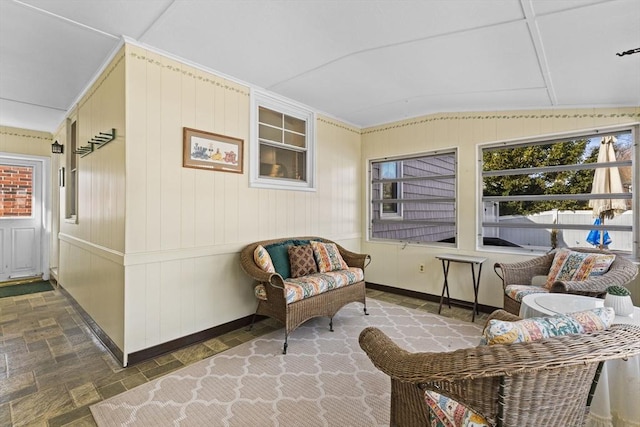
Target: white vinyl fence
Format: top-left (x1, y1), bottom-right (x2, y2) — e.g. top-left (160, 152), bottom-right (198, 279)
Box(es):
top-left (496, 210), bottom-right (633, 251)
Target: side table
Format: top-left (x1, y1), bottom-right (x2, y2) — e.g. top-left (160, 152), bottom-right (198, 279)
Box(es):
top-left (435, 254), bottom-right (487, 322)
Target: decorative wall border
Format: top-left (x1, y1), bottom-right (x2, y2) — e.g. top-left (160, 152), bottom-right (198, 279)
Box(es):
top-left (129, 51), bottom-right (249, 97)
top-left (317, 116), bottom-right (361, 135)
top-left (363, 111), bottom-right (640, 135)
top-left (0, 129), bottom-right (52, 141)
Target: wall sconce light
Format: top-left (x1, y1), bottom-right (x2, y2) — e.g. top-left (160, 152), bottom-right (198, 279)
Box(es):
top-left (51, 141), bottom-right (64, 154)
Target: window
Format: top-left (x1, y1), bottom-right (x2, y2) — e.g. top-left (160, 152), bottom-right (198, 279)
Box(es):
top-left (66, 118), bottom-right (78, 220)
top-left (480, 126), bottom-right (636, 255)
top-left (370, 151), bottom-right (457, 244)
top-left (380, 161), bottom-right (402, 217)
top-left (0, 165), bottom-right (33, 217)
top-left (250, 90), bottom-right (315, 191)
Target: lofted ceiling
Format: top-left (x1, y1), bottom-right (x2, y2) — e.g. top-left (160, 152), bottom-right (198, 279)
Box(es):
top-left (0, 0), bottom-right (639, 133)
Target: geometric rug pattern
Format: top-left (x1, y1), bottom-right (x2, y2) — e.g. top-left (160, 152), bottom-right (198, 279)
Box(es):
top-left (91, 299), bottom-right (483, 426)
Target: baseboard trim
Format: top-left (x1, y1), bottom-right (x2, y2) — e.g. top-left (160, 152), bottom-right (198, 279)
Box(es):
top-left (59, 278), bottom-right (265, 367)
top-left (365, 282), bottom-right (500, 315)
top-left (60, 280), bottom-right (497, 368)
top-left (57, 283), bottom-right (125, 365)
top-left (126, 314), bottom-right (264, 366)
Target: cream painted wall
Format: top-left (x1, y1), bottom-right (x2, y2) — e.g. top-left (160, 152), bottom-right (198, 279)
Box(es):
top-left (361, 108), bottom-right (640, 307)
top-left (0, 126), bottom-right (52, 156)
top-left (122, 44), bottom-right (363, 357)
top-left (57, 48), bottom-right (126, 351)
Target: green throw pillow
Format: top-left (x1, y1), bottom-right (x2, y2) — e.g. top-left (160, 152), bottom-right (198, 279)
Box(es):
top-left (265, 243), bottom-right (292, 279)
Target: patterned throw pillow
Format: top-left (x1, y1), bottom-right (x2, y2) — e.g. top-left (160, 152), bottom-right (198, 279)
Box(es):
top-left (482, 307), bottom-right (614, 345)
top-left (253, 245), bottom-right (275, 273)
top-left (310, 241), bottom-right (349, 273)
top-left (288, 245), bottom-right (318, 278)
top-left (545, 249), bottom-right (616, 289)
top-left (424, 390), bottom-right (489, 427)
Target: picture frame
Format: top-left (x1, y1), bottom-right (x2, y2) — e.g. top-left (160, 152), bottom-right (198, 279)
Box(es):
top-left (183, 127), bottom-right (243, 174)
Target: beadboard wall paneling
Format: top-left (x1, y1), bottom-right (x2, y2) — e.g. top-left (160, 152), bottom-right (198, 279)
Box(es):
top-left (361, 107), bottom-right (640, 307)
top-left (55, 49), bottom-right (126, 354)
top-left (59, 238), bottom-right (124, 349)
top-left (123, 44), bottom-right (363, 355)
top-left (59, 50), bottom-right (126, 252)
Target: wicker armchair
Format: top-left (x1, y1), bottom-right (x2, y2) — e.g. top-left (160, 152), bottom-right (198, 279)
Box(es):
top-left (359, 309), bottom-right (640, 427)
top-left (494, 247), bottom-right (638, 315)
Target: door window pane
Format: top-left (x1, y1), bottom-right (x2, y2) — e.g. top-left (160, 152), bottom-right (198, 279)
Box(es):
top-left (0, 165), bottom-right (33, 217)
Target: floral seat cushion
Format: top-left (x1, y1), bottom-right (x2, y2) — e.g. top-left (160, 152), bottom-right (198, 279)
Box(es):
top-left (482, 307), bottom-right (614, 345)
top-left (425, 390), bottom-right (490, 427)
top-left (254, 267), bottom-right (364, 304)
top-left (504, 284), bottom-right (548, 302)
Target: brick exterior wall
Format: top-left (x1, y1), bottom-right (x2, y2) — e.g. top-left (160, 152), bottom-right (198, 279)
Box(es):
top-left (0, 165), bottom-right (33, 217)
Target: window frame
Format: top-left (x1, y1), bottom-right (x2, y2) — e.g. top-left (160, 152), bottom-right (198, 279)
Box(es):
top-left (379, 161), bottom-right (403, 219)
top-left (249, 89), bottom-right (316, 191)
top-left (477, 124), bottom-right (638, 258)
top-left (369, 149), bottom-right (458, 245)
top-left (65, 117), bottom-right (78, 223)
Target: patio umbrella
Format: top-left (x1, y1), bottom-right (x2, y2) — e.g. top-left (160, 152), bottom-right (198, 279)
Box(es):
top-left (587, 136), bottom-right (626, 248)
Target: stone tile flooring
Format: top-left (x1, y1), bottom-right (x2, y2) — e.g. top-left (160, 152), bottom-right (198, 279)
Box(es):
top-left (0, 284), bottom-right (488, 426)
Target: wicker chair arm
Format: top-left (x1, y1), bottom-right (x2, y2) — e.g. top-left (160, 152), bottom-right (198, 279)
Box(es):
top-left (494, 253), bottom-right (554, 289)
top-left (359, 325), bottom-right (640, 385)
top-left (337, 245), bottom-right (371, 269)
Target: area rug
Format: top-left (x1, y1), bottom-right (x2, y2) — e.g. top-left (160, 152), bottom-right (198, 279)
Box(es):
top-left (90, 299), bottom-right (483, 426)
top-left (0, 280), bottom-right (53, 298)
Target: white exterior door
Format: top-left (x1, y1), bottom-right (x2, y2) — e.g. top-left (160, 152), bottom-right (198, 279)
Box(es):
top-left (0, 158), bottom-right (43, 281)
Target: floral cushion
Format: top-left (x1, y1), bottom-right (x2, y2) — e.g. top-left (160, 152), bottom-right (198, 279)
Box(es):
top-left (310, 241), bottom-right (349, 273)
top-left (545, 249), bottom-right (616, 289)
top-left (253, 245), bottom-right (275, 273)
top-left (504, 284), bottom-right (548, 302)
top-left (254, 267), bottom-right (364, 303)
top-left (425, 390), bottom-right (489, 427)
top-left (482, 307), bottom-right (614, 345)
top-left (288, 245), bottom-right (318, 278)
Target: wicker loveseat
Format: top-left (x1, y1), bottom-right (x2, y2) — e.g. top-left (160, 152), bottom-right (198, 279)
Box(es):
top-left (359, 309), bottom-right (640, 427)
top-left (240, 236), bottom-right (370, 354)
top-left (495, 247), bottom-right (638, 315)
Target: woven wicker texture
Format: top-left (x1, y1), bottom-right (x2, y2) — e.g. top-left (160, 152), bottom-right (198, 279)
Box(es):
top-left (359, 309), bottom-right (640, 427)
top-left (494, 247), bottom-right (638, 314)
top-left (240, 236), bottom-right (370, 353)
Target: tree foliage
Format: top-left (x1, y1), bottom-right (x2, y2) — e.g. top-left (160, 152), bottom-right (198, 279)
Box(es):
top-left (483, 139), bottom-right (598, 216)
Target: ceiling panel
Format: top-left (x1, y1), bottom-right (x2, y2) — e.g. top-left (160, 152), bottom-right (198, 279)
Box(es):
top-left (19, 0), bottom-right (173, 39)
top-left (531, 0), bottom-right (615, 15)
top-left (0, 0), bottom-right (638, 132)
top-left (0, 98), bottom-right (65, 132)
top-left (0, 1), bottom-right (118, 109)
top-left (348, 88), bottom-right (553, 128)
top-left (536, 0), bottom-right (640, 105)
top-left (142, 0), bottom-right (527, 89)
top-left (274, 20), bottom-right (547, 125)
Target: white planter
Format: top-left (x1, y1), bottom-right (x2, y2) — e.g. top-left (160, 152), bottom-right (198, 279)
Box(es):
top-left (604, 293), bottom-right (634, 317)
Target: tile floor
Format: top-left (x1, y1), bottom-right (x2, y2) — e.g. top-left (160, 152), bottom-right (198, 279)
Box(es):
top-left (0, 284), bottom-right (488, 426)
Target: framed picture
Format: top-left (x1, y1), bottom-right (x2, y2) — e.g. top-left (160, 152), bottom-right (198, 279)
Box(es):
top-left (183, 127), bottom-right (243, 173)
